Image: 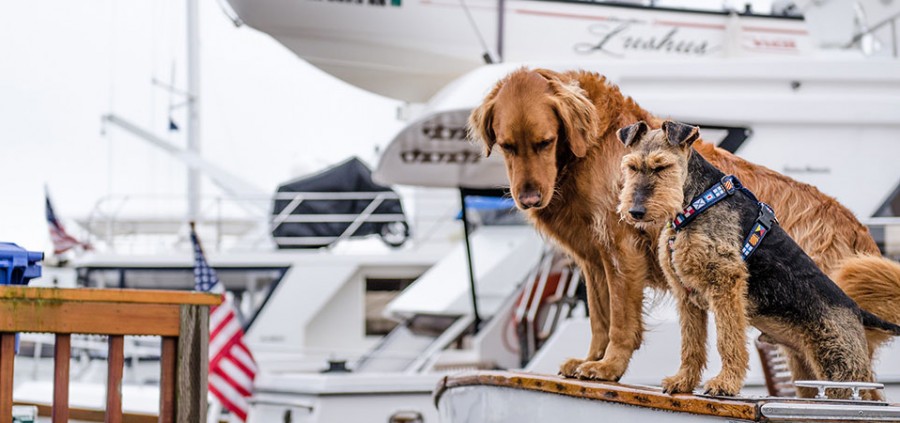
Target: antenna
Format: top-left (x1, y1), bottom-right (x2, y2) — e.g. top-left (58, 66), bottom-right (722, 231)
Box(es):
top-left (186, 0), bottom-right (201, 223)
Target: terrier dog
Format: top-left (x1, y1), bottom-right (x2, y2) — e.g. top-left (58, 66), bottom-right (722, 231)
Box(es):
top-left (616, 120), bottom-right (900, 398)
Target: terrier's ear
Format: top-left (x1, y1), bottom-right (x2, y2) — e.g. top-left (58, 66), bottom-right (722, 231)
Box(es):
top-left (616, 121), bottom-right (649, 148)
top-left (468, 82), bottom-right (504, 157)
top-left (661, 121), bottom-right (700, 148)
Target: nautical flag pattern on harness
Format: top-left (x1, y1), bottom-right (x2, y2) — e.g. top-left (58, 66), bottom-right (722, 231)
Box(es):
top-left (741, 219), bottom-right (771, 260)
top-left (191, 227), bottom-right (257, 421)
top-left (672, 175), bottom-right (741, 231)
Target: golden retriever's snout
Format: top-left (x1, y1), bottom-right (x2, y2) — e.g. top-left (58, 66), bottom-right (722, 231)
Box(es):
top-left (517, 190), bottom-right (542, 209)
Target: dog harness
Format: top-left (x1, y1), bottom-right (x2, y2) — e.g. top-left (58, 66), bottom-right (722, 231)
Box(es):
top-left (668, 175), bottom-right (778, 261)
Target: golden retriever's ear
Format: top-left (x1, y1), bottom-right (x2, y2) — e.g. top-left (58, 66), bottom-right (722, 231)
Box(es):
top-left (548, 79), bottom-right (599, 158)
top-left (616, 121), bottom-right (649, 148)
top-left (661, 120), bottom-right (699, 148)
top-left (468, 83), bottom-right (503, 157)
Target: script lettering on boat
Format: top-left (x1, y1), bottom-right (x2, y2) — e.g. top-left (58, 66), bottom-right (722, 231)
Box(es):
top-left (575, 22), bottom-right (717, 57)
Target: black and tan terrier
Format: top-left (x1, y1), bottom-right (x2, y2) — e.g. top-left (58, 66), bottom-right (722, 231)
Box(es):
top-left (616, 120), bottom-right (900, 399)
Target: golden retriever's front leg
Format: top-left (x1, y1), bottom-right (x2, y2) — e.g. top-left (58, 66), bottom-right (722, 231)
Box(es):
top-left (560, 262), bottom-right (610, 377)
top-left (576, 239), bottom-right (647, 381)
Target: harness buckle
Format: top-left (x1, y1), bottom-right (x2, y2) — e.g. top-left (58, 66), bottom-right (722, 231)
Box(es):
top-left (757, 202), bottom-right (778, 229)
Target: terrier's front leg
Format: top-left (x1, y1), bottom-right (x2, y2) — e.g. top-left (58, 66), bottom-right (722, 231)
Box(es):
top-left (662, 291), bottom-right (708, 394)
top-left (703, 274), bottom-right (750, 396)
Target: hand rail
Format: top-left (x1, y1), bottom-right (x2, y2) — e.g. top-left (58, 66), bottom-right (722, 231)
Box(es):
top-left (845, 10), bottom-right (900, 58)
top-left (0, 286), bottom-right (220, 423)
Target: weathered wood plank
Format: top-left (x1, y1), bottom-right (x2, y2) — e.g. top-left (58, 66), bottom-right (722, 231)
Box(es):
top-left (158, 337), bottom-right (177, 423)
top-left (436, 371), bottom-right (760, 421)
top-left (16, 401), bottom-right (161, 423)
top-left (176, 305), bottom-right (209, 422)
top-left (0, 286), bottom-right (220, 306)
top-left (0, 333), bottom-right (14, 423)
top-left (106, 335), bottom-right (125, 423)
top-left (0, 302), bottom-right (181, 336)
top-left (53, 334), bottom-right (71, 423)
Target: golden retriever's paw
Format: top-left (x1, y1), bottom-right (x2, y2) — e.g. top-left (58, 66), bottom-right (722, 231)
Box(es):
top-left (558, 358), bottom-right (586, 378)
top-left (703, 375), bottom-right (742, 397)
top-left (575, 359), bottom-right (625, 381)
top-left (661, 373), bottom-right (699, 394)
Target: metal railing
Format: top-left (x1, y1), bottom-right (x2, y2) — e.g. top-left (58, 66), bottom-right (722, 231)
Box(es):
top-left (846, 9), bottom-right (900, 58)
top-left (77, 190), bottom-right (419, 253)
top-left (270, 191), bottom-right (404, 247)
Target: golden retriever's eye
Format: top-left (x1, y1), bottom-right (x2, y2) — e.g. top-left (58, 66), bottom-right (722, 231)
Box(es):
top-left (535, 139), bottom-right (552, 151)
top-left (500, 144), bottom-right (516, 155)
top-left (651, 164), bottom-right (671, 173)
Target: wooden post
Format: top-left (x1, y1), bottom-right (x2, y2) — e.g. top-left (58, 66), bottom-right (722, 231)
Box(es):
top-left (0, 333), bottom-right (14, 423)
top-left (177, 304), bottom-right (209, 422)
top-left (159, 336), bottom-right (177, 423)
top-left (53, 334), bottom-right (71, 423)
top-left (106, 335), bottom-right (125, 423)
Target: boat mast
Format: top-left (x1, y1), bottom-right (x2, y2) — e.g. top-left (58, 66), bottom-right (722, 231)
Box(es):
top-left (186, 0), bottom-right (201, 222)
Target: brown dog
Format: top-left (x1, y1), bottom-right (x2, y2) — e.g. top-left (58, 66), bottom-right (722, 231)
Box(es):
top-left (467, 68), bottom-right (900, 388)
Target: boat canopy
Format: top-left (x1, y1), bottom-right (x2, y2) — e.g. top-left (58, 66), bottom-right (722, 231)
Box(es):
top-left (272, 157), bottom-right (409, 248)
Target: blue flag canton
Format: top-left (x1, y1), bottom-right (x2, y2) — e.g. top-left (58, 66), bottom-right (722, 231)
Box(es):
top-left (191, 232), bottom-right (222, 293)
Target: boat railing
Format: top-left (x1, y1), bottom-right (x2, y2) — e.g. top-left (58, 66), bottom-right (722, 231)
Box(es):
top-left (0, 286), bottom-right (219, 422)
top-left (863, 217), bottom-right (900, 260)
top-left (847, 9), bottom-right (900, 58)
top-left (77, 190), bottom-right (416, 253)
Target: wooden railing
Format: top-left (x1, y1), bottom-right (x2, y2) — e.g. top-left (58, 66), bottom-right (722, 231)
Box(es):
top-left (0, 286), bottom-right (221, 423)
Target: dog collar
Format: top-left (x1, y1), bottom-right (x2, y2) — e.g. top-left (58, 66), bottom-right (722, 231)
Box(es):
top-left (671, 175), bottom-right (778, 261)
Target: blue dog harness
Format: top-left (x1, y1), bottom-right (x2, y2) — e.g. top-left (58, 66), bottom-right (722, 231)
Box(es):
top-left (669, 175), bottom-right (778, 261)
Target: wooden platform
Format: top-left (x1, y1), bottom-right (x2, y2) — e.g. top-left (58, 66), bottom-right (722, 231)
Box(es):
top-left (435, 371), bottom-right (900, 422)
top-left (436, 371), bottom-right (759, 420)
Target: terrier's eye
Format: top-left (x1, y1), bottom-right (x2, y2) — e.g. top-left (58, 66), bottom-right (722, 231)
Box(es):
top-left (651, 165), bottom-right (671, 173)
top-left (500, 144), bottom-right (516, 155)
top-left (535, 140), bottom-right (552, 151)
top-left (627, 164), bottom-right (639, 172)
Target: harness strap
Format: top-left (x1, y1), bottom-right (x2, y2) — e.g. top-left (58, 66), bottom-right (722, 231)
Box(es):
top-left (739, 202), bottom-right (777, 260)
top-left (670, 175), bottom-right (778, 262)
top-left (672, 175), bottom-right (739, 230)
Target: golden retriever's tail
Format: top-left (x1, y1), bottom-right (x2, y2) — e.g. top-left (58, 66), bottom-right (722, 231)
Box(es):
top-left (833, 255), bottom-right (900, 352)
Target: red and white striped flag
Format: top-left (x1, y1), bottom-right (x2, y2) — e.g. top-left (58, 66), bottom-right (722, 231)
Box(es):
top-left (191, 226), bottom-right (257, 421)
top-left (45, 190), bottom-right (91, 255)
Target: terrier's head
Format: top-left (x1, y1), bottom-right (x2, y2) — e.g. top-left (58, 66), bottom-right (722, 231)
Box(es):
top-left (616, 120), bottom-right (700, 229)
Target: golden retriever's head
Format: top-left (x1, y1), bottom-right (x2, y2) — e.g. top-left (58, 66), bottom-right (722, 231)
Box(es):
top-left (468, 69), bottom-right (599, 210)
top-left (616, 121), bottom-right (699, 230)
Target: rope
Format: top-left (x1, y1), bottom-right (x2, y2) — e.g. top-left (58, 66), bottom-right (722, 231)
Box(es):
top-left (458, 0), bottom-right (496, 64)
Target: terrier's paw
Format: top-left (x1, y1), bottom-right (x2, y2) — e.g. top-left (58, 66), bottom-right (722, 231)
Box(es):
top-left (559, 358), bottom-right (586, 378)
top-left (575, 359), bottom-right (625, 381)
top-left (661, 373), bottom-right (698, 394)
top-left (703, 375), bottom-right (742, 397)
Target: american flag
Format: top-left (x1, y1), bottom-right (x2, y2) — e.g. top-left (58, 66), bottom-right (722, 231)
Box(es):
top-left (45, 190), bottom-right (90, 255)
top-left (191, 226), bottom-right (257, 421)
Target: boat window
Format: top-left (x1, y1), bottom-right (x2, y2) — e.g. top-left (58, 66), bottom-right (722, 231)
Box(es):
top-left (528, 1), bottom-right (804, 19)
top-left (874, 181), bottom-right (900, 218)
top-left (695, 125), bottom-right (752, 154)
top-left (366, 277), bottom-right (417, 335)
top-left (872, 180), bottom-right (900, 258)
top-left (77, 267), bottom-right (287, 330)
